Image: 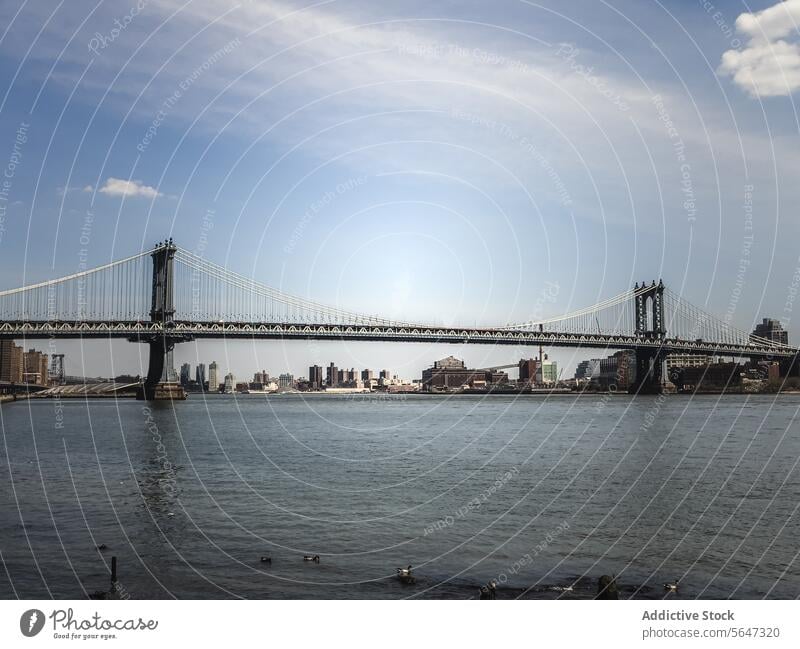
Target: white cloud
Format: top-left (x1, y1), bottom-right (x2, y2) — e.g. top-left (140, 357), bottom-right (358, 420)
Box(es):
top-left (719, 0), bottom-right (800, 97)
top-left (97, 177), bottom-right (162, 199)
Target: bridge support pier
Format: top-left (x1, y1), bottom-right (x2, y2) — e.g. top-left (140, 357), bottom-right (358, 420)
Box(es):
top-left (629, 348), bottom-right (664, 394)
top-left (136, 337), bottom-right (185, 400)
top-left (135, 240), bottom-right (186, 401)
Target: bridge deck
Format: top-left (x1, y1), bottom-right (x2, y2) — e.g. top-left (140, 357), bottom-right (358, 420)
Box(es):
top-left (0, 320), bottom-right (794, 359)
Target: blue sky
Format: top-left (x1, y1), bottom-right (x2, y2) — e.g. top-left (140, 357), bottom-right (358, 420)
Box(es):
top-left (1, 0), bottom-right (799, 379)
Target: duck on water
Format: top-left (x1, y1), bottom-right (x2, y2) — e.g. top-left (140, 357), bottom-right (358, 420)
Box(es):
top-left (397, 565), bottom-right (415, 584)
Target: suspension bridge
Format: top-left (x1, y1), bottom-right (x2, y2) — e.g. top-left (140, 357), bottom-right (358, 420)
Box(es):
top-left (0, 240), bottom-right (796, 398)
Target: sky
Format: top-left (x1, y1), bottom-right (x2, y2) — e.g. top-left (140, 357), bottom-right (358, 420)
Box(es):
top-left (1, 0), bottom-right (799, 381)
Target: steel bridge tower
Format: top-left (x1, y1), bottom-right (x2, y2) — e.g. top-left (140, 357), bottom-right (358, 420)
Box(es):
top-left (630, 280), bottom-right (666, 394)
top-left (135, 240), bottom-right (188, 400)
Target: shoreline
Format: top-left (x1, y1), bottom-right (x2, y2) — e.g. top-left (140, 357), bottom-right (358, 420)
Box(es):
top-left (7, 389), bottom-right (800, 403)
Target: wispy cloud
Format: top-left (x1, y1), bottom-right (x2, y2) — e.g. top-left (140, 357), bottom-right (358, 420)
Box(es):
top-left (56, 184), bottom-right (93, 196)
top-left (719, 0), bottom-right (800, 97)
top-left (97, 177), bottom-right (162, 198)
top-left (5, 1), bottom-right (800, 240)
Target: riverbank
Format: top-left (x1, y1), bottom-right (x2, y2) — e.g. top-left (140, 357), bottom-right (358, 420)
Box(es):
top-left (0, 393), bottom-right (29, 404)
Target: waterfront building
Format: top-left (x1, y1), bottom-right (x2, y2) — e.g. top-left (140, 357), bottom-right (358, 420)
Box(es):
top-left (665, 354), bottom-right (713, 372)
top-left (49, 354), bottom-right (65, 385)
top-left (309, 365), bottom-right (323, 389)
top-left (671, 361), bottom-right (742, 393)
top-left (575, 358), bottom-right (601, 381)
top-left (597, 351), bottom-right (635, 390)
top-left (0, 340), bottom-right (25, 383)
top-left (0, 340), bottom-right (13, 382)
top-left (180, 363), bottom-right (191, 387)
top-left (326, 363), bottom-right (338, 387)
top-left (379, 369), bottom-right (390, 380)
top-left (278, 373), bottom-right (294, 388)
top-left (752, 318), bottom-right (788, 345)
top-left (195, 363), bottom-right (206, 387)
top-left (518, 358), bottom-right (538, 384)
top-left (485, 370), bottom-right (509, 385)
top-left (536, 358), bottom-right (558, 385)
top-left (23, 348), bottom-right (48, 385)
top-left (421, 356), bottom-right (483, 391)
top-left (223, 373), bottom-right (236, 394)
top-left (334, 368), bottom-right (357, 386)
top-left (208, 361), bottom-right (219, 392)
top-left (383, 379), bottom-right (420, 393)
top-left (361, 369), bottom-right (373, 381)
top-left (12, 345), bottom-right (23, 383)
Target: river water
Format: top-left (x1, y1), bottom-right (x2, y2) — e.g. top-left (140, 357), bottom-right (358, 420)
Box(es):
top-left (1, 393), bottom-right (798, 599)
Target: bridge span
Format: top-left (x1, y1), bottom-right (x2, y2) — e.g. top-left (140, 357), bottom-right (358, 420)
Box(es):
top-left (1, 241), bottom-right (796, 398)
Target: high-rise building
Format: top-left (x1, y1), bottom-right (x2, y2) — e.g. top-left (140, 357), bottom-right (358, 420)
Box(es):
top-left (278, 373), bottom-right (294, 388)
top-left (23, 349), bottom-right (48, 385)
top-left (326, 363), bottom-right (338, 387)
top-left (49, 354), bottom-right (65, 385)
top-left (208, 361), bottom-right (219, 392)
top-left (0, 340), bottom-right (12, 382)
top-left (309, 365), bottom-right (323, 389)
top-left (752, 318), bottom-right (788, 345)
top-left (2, 341), bottom-right (24, 383)
top-left (11, 345), bottom-right (23, 383)
top-left (361, 369), bottom-right (373, 382)
top-left (379, 369), bottom-right (390, 380)
top-left (223, 373), bottom-right (236, 393)
top-left (195, 363), bottom-right (206, 387)
top-left (180, 363), bottom-right (191, 387)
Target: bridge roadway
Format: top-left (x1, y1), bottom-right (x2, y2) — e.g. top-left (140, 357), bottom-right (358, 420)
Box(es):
top-left (0, 319), bottom-right (795, 360)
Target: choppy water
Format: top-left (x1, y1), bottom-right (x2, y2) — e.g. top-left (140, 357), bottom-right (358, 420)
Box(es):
top-left (1, 393), bottom-right (799, 599)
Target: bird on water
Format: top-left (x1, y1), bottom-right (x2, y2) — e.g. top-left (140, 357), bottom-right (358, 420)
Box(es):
top-left (397, 565), bottom-right (415, 584)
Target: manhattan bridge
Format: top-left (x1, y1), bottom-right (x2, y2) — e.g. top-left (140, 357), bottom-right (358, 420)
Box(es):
top-left (0, 240), bottom-right (796, 399)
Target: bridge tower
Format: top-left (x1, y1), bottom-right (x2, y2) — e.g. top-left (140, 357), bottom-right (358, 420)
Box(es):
top-left (135, 240), bottom-right (187, 400)
top-left (630, 280), bottom-right (666, 394)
